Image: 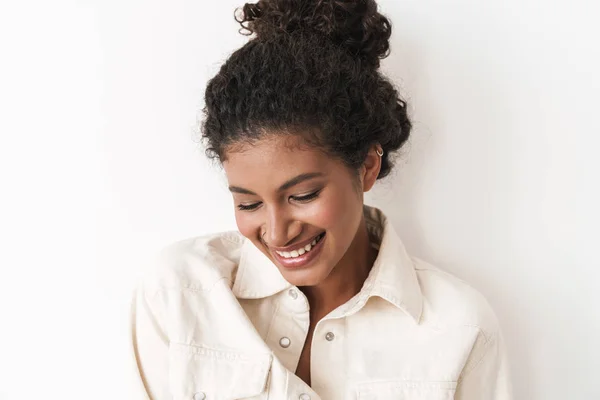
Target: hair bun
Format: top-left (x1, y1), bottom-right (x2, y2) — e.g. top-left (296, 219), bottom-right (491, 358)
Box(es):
top-left (235, 0), bottom-right (392, 68)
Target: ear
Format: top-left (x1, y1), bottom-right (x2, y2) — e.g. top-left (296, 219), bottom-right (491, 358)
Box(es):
top-left (361, 144), bottom-right (383, 192)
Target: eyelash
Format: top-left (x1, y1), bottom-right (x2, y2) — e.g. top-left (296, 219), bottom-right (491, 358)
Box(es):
top-left (236, 190), bottom-right (322, 211)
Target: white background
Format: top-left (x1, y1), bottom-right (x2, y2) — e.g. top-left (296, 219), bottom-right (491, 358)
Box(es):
top-left (0, 0), bottom-right (598, 399)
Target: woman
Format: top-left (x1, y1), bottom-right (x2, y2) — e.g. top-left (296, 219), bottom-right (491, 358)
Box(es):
top-left (131, 0), bottom-right (512, 399)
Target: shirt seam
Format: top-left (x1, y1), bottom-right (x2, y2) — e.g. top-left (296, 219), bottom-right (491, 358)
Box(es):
top-left (220, 232), bottom-right (245, 245)
top-left (462, 323), bottom-right (491, 344)
top-left (150, 275), bottom-right (230, 294)
top-left (263, 300), bottom-right (281, 342)
top-left (456, 327), bottom-right (497, 384)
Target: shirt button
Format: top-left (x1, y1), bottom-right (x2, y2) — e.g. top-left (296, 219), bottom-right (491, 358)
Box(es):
top-left (288, 288), bottom-right (299, 299)
top-left (193, 393), bottom-right (206, 400)
top-left (279, 337), bottom-right (291, 348)
top-left (299, 394), bottom-right (311, 400)
top-left (325, 332), bottom-right (335, 341)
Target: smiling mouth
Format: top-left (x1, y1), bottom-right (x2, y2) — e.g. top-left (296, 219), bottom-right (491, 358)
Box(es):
top-left (269, 232), bottom-right (327, 270)
top-left (273, 232), bottom-right (325, 259)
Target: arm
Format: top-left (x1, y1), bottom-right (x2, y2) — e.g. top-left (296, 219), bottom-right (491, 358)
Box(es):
top-left (455, 330), bottom-right (513, 400)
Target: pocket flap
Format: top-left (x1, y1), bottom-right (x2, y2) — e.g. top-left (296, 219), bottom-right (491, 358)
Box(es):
top-left (169, 343), bottom-right (272, 399)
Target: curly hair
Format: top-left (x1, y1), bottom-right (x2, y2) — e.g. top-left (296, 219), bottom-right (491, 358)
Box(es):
top-left (200, 0), bottom-right (411, 179)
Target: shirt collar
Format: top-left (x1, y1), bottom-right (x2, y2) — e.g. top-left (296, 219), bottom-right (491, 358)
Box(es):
top-left (232, 204), bottom-right (423, 323)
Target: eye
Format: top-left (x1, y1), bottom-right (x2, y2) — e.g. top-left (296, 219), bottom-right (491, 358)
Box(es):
top-left (237, 202), bottom-right (262, 211)
top-left (291, 189), bottom-right (321, 203)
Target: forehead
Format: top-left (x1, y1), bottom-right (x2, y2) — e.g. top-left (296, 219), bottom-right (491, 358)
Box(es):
top-left (222, 135), bottom-right (332, 187)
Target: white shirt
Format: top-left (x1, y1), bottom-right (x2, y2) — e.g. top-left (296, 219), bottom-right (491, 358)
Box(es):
top-left (130, 205), bottom-right (512, 400)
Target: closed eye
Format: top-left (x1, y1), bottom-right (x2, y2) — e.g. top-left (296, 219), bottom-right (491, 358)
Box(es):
top-left (236, 190), bottom-right (322, 212)
top-left (291, 189), bottom-right (321, 203)
top-left (237, 202), bottom-right (262, 211)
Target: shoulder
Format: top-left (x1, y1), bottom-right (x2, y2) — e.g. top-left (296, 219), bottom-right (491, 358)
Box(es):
top-left (411, 256), bottom-right (501, 342)
top-left (139, 230), bottom-right (246, 294)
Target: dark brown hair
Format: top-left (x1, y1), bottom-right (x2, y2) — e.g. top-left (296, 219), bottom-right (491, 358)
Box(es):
top-left (200, 0), bottom-right (411, 179)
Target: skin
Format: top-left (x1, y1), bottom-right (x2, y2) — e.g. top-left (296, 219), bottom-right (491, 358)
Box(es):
top-left (222, 134), bottom-right (382, 386)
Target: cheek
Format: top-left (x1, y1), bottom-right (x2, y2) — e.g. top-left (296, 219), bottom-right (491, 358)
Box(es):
top-left (234, 211), bottom-right (258, 239)
top-left (312, 188), bottom-right (360, 231)
top-left (312, 204), bottom-right (343, 230)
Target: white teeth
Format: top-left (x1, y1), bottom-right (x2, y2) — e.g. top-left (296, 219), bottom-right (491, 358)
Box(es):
top-left (275, 233), bottom-right (324, 258)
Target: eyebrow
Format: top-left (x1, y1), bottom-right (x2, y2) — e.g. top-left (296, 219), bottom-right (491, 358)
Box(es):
top-left (228, 172), bottom-right (324, 195)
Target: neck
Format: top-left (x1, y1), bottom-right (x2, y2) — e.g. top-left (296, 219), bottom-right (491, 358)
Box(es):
top-left (300, 216), bottom-right (378, 320)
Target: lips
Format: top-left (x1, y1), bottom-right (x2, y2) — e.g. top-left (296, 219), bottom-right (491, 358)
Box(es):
top-left (273, 232), bottom-right (325, 258)
top-left (269, 232), bottom-right (326, 270)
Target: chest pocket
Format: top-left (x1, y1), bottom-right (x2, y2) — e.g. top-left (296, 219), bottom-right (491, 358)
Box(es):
top-left (169, 342), bottom-right (272, 400)
top-left (355, 380), bottom-right (457, 400)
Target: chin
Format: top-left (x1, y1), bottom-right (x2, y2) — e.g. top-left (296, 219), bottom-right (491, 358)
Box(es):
top-left (277, 263), bottom-right (332, 287)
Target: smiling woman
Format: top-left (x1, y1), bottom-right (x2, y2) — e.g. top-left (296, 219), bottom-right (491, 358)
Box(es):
top-left (130, 1), bottom-right (512, 399)
top-left (223, 135), bottom-right (379, 290)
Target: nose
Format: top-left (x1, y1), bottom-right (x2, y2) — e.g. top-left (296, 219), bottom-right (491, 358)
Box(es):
top-left (263, 205), bottom-right (302, 248)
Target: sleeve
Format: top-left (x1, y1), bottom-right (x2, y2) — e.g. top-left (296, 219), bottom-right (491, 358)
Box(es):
top-left (130, 279), bottom-right (171, 400)
top-left (454, 329), bottom-right (513, 400)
